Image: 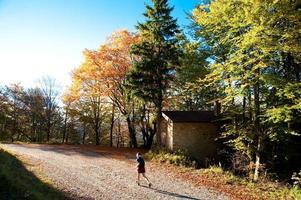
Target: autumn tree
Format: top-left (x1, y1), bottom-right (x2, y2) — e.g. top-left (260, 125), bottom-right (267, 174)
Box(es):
top-left (94, 30), bottom-right (139, 147)
top-left (62, 85), bottom-right (94, 144)
top-left (70, 30), bottom-right (142, 147)
top-left (66, 62), bottom-right (109, 145)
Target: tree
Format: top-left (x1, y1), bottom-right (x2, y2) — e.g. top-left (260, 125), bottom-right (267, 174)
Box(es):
top-left (63, 85), bottom-right (94, 144)
top-left (171, 34), bottom-right (213, 111)
top-left (75, 30), bottom-right (141, 147)
top-left (191, 0), bottom-right (301, 181)
top-left (95, 30), bottom-right (139, 147)
top-left (3, 84), bottom-right (24, 142)
top-left (66, 65), bottom-right (107, 145)
top-left (39, 76), bottom-right (59, 142)
top-left (22, 88), bottom-right (45, 142)
top-left (127, 0), bottom-right (181, 145)
top-left (0, 83), bottom-right (64, 143)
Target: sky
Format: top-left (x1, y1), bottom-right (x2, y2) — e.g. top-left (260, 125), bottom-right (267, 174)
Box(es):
top-left (0, 0), bottom-right (200, 90)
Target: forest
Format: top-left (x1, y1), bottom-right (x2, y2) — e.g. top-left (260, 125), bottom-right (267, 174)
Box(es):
top-left (0, 0), bottom-right (300, 187)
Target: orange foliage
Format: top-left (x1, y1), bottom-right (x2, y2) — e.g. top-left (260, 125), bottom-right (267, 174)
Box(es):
top-left (89, 30), bottom-right (138, 96)
top-left (63, 29), bottom-right (138, 113)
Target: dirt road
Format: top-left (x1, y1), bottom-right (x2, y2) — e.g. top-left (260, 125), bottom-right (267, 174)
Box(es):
top-left (0, 144), bottom-right (230, 200)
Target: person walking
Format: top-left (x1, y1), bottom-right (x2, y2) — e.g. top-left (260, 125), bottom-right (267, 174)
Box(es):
top-left (136, 152), bottom-right (152, 187)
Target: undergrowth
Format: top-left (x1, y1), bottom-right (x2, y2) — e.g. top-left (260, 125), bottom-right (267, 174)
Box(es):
top-left (145, 148), bottom-right (194, 167)
top-left (146, 148), bottom-right (301, 200)
top-left (201, 166), bottom-right (301, 200)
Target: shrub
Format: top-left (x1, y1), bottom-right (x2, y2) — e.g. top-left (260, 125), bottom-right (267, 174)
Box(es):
top-left (230, 152), bottom-right (252, 176)
top-left (145, 148), bottom-right (194, 167)
top-left (292, 170), bottom-right (301, 187)
top-left (201, 166), bottom-right (243, 185)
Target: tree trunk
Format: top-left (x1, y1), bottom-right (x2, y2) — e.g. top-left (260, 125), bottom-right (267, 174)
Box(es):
top-left (254, 136), bottom-right (261, 182)
top-left (242, 96), bottom-right (246, 122)
top-left (146, 122), bottom-right (156, 149)
top-left (140, 105), bottom-right (148, 147)
top-left (46, 109), bottom-right (52, 142)
top-left (126, 116), bottom-right (137, 148)
top-left (141, 126), bottom-right (147, 147)
top-left (156, 102), bottom-right (162, 146)
top-left (253, 69), bottom-right (261, 182)
top-left (248, 88), bottom-right (252, 121)
top-left (62, 109), bottom-right (68, 144)
top-left (117, 120), bottom-right (121, 148)
top-left (109, 104), bottom-right (115, 147)
top-left (46, 120), bottom-right (51, 142)
top-left (95, 122), bottom-right (100, 145)
top-left (82, 123), bottom-right (86, 144)
top-left (65, 124), bottom-right (69, 144)
top-left (12, 109), bottom-right (17, 142)
top-left (155, 74), bottom-right (163, 146)
top-left (94, 101), bottom-right (101, 145)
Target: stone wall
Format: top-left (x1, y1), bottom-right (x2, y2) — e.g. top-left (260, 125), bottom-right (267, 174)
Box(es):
top-left (160, 119), bottom-right (173, 150)
top-left (172, 122), bottom-right (218, 164)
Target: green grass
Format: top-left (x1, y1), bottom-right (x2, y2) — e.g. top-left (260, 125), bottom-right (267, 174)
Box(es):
top-left (0, 149), bottom-right (66, 200)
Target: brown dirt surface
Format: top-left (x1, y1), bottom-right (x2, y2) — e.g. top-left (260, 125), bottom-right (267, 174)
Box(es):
top-left (0, 143), bottom-right (230, 200)
top-left (148, 163), bottom-right (261, 200)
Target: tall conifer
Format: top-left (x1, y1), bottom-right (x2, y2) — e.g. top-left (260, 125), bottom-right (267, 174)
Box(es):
top-left (128, 0), bottom-right (181, 144)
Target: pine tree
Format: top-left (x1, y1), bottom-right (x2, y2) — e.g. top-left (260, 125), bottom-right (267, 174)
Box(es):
top-left (127, 0), bottom-right (181, 145)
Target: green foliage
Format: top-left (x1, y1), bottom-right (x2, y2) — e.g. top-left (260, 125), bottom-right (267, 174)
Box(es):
top-left (177, 35), bottom-right (209, 84)
top-left (0, 83), bottom-right (63, 143)
top-left (0, 149), bottom-right (65, 200)
top-left (171, 34), bottom-right (215, 111)
top-left (127, 0), bottom-right (181, 111)
top-left (191, 0), bottom-right (301, 180)
top-left (266, 83), bottom-right (301, 124)
top-left (145, 148), bottom-right (194, 167)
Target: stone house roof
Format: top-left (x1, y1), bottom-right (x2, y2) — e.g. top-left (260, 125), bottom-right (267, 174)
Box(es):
top-left (162, 111), bottom-right (216, 123)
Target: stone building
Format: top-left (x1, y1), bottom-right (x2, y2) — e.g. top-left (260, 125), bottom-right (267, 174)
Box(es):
top-left (160, 111), bottom-right (219, 164)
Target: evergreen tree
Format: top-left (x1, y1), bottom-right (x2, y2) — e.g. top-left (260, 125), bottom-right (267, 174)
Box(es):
top-left (127, 0), bottom-right (181, 145)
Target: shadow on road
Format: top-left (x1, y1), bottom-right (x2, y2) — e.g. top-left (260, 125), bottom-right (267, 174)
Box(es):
top-left (4, 143), bottom-right (146, 161)
top-left (140, 185), bottom-right (203, 200)
top-left (0, 149), bottom-right (68, 200)
top-left (14, 144), bottom-right (111, 158)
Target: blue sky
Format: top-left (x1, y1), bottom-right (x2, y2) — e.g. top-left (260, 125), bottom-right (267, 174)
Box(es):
top-left (0, 0), bottom-right (200, 89)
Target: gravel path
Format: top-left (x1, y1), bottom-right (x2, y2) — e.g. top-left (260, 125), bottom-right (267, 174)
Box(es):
top-left (0, 144), bottom-right (230, 200)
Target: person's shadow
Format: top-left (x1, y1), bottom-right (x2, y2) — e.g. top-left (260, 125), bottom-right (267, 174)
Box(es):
top-left (140, 185), bottom-right (202, 200)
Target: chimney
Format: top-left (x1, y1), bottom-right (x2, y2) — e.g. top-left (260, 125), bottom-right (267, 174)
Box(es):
top-left (214, 100), bottom-right (221, 116)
